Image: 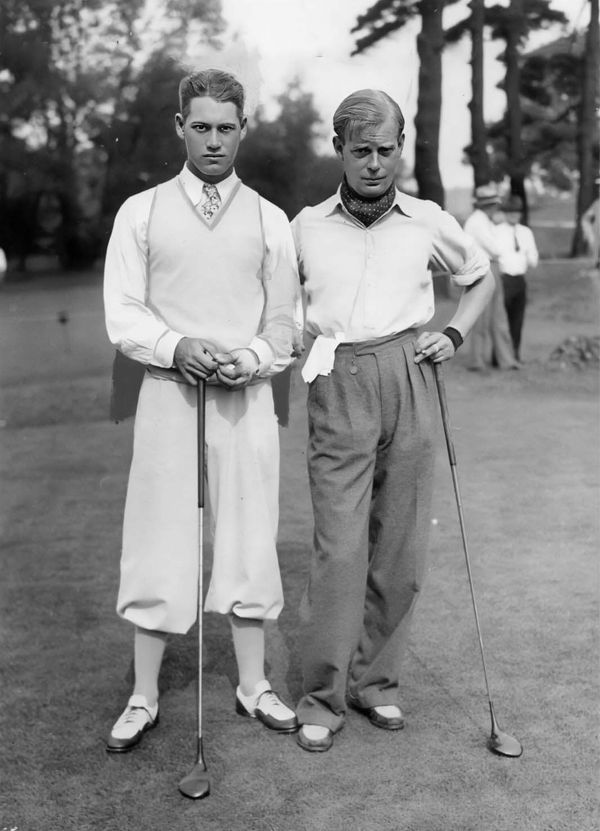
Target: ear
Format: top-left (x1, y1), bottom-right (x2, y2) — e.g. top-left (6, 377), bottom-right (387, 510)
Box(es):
top-left (398, 133), bottom-right (405, 155)
top-left (175, 113), bottom-right (185, 140)
top-left (239, 116), bottom-right (248, 141)
top-left (333, 135), bottom-right (344, 161)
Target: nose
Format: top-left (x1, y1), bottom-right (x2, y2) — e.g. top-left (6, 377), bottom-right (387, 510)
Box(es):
top-left (207, 129), bottom-right (221, 149)
top-left (366, 150), bottom-right (380, 172)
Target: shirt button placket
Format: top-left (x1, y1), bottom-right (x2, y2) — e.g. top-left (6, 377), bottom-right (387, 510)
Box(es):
top-left (365, 231), bottom-right (376, 333)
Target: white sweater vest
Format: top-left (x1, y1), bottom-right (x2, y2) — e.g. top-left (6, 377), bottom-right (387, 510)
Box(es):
top-left (147, 177), bottom-right (266, 353)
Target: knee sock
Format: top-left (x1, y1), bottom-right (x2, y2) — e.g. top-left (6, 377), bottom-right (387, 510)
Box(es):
top-left (230, 615), bottom-right (265, 696)
top-left (132, 626), bottom-right (168, 706)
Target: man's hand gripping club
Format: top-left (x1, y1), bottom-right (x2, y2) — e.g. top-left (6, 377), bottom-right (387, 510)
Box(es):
top-left (174, 338), bottom-right (259, 389)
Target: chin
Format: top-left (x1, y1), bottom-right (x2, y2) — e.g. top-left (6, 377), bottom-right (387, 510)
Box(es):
top-left (200, 165), bottom-right (226, 177)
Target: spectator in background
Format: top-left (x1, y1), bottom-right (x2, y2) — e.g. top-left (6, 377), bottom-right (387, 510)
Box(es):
top-left (580, 181), bottom-right (600, 270)
top-left (463, 184), bottom-right (519, 371)
top-left (495, 194), bottom-right (539, 363)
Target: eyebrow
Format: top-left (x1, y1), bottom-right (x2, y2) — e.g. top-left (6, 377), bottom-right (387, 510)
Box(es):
top-left (189, 120), bottom-right (237, 127)
top-left (351, 141), bottom-right (396, 149)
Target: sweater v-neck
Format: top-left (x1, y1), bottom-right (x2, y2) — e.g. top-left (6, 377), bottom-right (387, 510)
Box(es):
top-left (175, 176), bottom-right (243, 231)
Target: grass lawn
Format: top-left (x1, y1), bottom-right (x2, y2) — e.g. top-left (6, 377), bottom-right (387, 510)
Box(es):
top-left (0, 258), bottom-right (598, 831)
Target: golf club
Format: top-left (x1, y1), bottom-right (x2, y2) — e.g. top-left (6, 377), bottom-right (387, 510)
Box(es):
top-left (178, 378), bottom-right (211, 798)
top-left (433, 362), bottom-right (523, 758)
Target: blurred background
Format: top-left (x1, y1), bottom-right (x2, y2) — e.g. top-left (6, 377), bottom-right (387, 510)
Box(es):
top-left (0, 0), bottom-right (598, 276)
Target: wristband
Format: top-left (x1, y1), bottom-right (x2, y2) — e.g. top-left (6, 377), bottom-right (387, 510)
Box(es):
top-left (443, 326), bottom-right (463, 352)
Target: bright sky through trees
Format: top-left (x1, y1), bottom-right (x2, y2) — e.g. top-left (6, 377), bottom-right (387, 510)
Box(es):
top-left (218, 0), bottom-right (587, 186)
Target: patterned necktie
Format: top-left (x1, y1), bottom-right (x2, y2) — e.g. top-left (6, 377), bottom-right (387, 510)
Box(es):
top-left (201, 183), bottom-right (221, 221)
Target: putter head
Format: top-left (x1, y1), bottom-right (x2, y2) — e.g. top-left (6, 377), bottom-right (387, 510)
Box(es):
top-left (488, 729), bottom-right (523, 758)
top-left (178, 762), bottom-right (210, 799)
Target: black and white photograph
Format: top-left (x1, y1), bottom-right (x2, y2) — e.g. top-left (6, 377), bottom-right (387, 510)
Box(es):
top-left (1, 1), bottom-right (598, 829)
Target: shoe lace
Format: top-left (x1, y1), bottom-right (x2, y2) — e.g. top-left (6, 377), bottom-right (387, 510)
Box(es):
top-left (117, 706), bottom-right (150, 727)
top-left (259, 691), bottom-right (289, 712)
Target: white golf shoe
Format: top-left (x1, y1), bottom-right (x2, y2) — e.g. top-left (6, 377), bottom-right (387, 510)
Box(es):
top-left (235, 679), bottom-right (298, 733)
top-left (106, 694), bottom-right (159, 752)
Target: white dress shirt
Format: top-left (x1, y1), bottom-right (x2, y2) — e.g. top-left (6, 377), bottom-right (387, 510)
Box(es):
top-left (495, 222), bottom-right (539, 275)
top-left (292, 188), bottom-right (489, 381)
top-left (463, 208), bottom-right (502, 261)
top-left (292, 188), bottom-right (489, 343)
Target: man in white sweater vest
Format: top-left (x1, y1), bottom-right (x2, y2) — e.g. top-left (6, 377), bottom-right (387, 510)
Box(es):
top-left (103, 69), bottom-right (300, 752)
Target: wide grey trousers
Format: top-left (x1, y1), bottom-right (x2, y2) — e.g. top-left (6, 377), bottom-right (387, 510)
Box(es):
top-left (296, 331), bottom-right (436, 732)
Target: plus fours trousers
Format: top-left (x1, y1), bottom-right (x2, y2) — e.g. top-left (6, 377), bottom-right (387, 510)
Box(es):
top-left (117, 375), bottom-right (282, 634)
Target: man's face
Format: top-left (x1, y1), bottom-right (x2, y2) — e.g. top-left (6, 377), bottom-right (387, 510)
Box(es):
top-left (333, 117), bottom-right (404, 198)
top-left (175, 96), bottom-right (247, 183)
top-left (504, 210), bottom-right (520, 226)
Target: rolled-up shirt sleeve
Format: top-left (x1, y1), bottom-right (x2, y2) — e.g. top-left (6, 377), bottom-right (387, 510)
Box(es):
top-left (429, 208), bottom-right (490, 287)
top-left (103, 192), bottom-right (184, 368)
top-left (524, 226), bottom-right (539, 270)
top-left (250, 200), bottom-right (302, 378)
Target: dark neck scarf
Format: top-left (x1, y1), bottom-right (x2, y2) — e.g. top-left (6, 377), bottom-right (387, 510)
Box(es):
top-left (340, 177), bottom-right (396, 227)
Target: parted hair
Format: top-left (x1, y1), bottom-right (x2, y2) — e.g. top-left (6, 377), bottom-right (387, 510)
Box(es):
top-left (333, 89), bottom-right (405, 143)
top-left (178, 69), bottom-right (245, 121)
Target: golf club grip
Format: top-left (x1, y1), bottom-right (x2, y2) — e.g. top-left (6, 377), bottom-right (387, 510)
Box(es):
top-left (433, 363), bottom-right (457, 467)
top-left (197, 380), bottom-right (206, 509)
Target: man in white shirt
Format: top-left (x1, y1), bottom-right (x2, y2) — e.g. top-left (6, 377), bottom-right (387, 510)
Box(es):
top-left (495, 194), bottom-right (539, 362)
top-left (463, 184), bottom-right (519, 370)
top-left (291, 89), bottom-right (495, 752)
top-left (580, 185), bottom-right (600, 269)
top-left (103, 69), bottom-right (300, 753)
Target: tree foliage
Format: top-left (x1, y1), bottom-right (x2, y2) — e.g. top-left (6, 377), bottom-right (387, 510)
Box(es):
top-left (486, 43), bottom-right (582, 191)
top-left (237, 81), bottom-right (339, 219)
top-left (352, 1), bottom-right (462, 209)
top-left (572, 0), bottom-right (599, 255)
top-left (0, 0), bottom-right (223, 270)
top-left (484, 18), bottom-right (598, 233)
top-left (447, 0), bottom-right (567, 218)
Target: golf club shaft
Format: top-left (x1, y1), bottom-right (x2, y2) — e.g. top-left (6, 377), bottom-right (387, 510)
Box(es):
top-left (433, 362), bottom-right (495, 707)
top-left (197, 379), bottom-right (205, 511)
top-left (196, 379), bottom-right (206, 750)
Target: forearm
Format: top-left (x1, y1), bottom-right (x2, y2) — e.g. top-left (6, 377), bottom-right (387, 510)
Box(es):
top-left (253, 305), bottom-right (300, 378)
top-left (253, 266), bottom-right (301, 378)
top-left (104, 294), bottom-right (183, 367)
top-left (445, 269), bottom-right (495, 337)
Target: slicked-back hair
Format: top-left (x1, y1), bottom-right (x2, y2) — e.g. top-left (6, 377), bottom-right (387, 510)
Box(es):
top-left (333, 89), bottom-right (405, 144)
top-left (178, 69), bottom-right (245, 121)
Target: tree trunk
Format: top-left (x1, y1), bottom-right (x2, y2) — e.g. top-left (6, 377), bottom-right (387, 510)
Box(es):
top-left (468, 0), bottom-right (491, 186)
top-left (414, 0), bottom-right (445, 208)
top-left (505, 0), bottom-right (528, 223)
top-left (12, 192), bottom-right (41, 275)
top-left (572, 0), bottom-right (599, 256)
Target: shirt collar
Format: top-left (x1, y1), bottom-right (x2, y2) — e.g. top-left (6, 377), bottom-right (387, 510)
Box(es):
top-left (178, 164), bottom-right (239, 207)
top-left (326, 184), bottom-right (412, 220)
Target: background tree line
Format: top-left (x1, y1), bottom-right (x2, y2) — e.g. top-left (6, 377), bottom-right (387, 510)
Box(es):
top-left (353, 0), bottom-right (598, 246)
top-left (0, 0), bottom-right (597, 274)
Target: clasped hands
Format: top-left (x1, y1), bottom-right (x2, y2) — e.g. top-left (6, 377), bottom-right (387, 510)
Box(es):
top-left (173, 337), bottom-right (258, 389)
